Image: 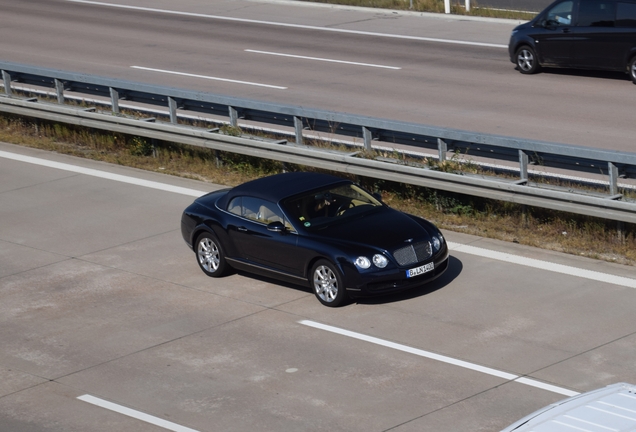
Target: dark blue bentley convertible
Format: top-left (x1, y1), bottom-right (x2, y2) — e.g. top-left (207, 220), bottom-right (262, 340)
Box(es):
top-left (181, 172), bottom-right (449, 307)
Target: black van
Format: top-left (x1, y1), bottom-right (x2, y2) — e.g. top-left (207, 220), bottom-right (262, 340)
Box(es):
top-left (508, 0), bottom-right (636, 83)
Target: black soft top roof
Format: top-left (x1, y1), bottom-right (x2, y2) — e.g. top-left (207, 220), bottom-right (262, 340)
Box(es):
top-left (216, 172), bottom-right (350, 208)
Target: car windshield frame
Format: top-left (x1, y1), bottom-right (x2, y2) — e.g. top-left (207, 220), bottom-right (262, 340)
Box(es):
top-left (281, 183), bottom-right (384, 231)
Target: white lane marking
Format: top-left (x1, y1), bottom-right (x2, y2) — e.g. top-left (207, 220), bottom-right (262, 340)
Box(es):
top-left (78, 395), bottom-right (200, 432)
top-left (2, 150), bottom-right (635, 290)
top-left (245, 49), bottom-right (402, 70)
top-left (130, 66), bottom-right (287, 90)
top-left (447, 242), bottom-right (636, 289)
top-left (0, 151), bottom-right (207, 197)
top-left (64, 0), bottom-right (508, 49)
top-left (299, 320), bottom-right (580, 397)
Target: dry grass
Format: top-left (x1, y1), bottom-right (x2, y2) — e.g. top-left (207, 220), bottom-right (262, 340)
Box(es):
top-left (300, 0), bottom-right (537, 20)
top-left (1, 114), bottom-right (635, 265)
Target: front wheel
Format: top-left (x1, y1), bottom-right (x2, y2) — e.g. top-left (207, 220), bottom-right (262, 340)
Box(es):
top-left (311, 260), bottom-right (348, 307)
top-left (515, 46), bottom-right (540, 74)
top-left (195, 232), bottom-right (229, 277)
top-left (629, 57), bottom-right (636, 84)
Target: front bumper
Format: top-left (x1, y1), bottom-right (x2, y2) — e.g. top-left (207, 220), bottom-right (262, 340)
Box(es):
top-left (344, 247), bottom-right (450, 298)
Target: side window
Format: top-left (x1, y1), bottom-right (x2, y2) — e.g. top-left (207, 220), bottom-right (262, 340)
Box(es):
top-left (240, 197), bottom-right (262, 221)
top-left (228, 197), bottom-right (242, 215)
top-left (578, 0), bottom-right (616, 26)
top-left (545, 0), bottom-right (574, 25)
top-left (228, 196), bottom-right (293, 230)
top-left (257, 201), bottom-right (282, 224)
top-left (617, 2), bottom-right (636, 26)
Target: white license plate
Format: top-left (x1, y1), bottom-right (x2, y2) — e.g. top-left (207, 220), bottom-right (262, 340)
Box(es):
top-left (406, 262), bottom-right (434, 278)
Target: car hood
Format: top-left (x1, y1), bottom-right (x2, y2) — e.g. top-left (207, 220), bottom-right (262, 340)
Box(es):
top-left (314, 207), bottom-right (435, 252)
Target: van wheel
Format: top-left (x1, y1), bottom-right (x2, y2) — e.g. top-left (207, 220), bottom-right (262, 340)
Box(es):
top-left (515, 46), bottom-right (540, 74)
top-left (629, 57), bottom-right (636, 84)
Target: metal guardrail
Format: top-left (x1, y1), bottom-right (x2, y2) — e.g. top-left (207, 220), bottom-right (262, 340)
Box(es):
top-left (1, 60), bottom-right (635, 224)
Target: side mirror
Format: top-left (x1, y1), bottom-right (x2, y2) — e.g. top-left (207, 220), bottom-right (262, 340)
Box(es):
top-left (267, 221), bottom-right (286, 233)
top-left (543, 18), bottom-right (558, 29)
top-left (373, 192), bottom-right (383, 202)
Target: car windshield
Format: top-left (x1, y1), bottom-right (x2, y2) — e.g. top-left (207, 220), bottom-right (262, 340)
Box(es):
top-left (282, 183), bottom-right (382, 229)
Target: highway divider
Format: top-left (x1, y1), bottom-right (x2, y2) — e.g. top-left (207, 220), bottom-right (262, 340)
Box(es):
top-left (2, 60), bottom-right (635, 224)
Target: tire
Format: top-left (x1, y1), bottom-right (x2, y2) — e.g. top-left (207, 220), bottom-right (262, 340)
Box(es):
top-left (515, 46), bottom-right (540, 75)
top-left (310, 259), bottom-right (348, 307)
top-left (629, 57), bottom-right (636, 84)
top-left (195, 232), bottom-right (229, 277)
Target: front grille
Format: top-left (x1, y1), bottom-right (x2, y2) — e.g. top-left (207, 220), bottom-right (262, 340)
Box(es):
top-left (392, 241), bottom-right (432, 266)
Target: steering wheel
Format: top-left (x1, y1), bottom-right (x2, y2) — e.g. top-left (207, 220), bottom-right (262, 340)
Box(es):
top-left (336, 202), bottom-right (353, 216)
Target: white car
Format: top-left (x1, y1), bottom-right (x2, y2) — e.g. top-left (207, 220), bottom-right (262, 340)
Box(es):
top-left (501, 382), bottom-right (636, 431)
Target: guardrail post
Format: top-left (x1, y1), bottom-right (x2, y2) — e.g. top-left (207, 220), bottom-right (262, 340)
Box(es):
top-left (519, 150), bottom-right (529, 183)
top-left (437, 138), bottom-right (447, 162)
top-left (294, 116), bottom-right (304, 145)
top-left (444, 0), bottom-right (451, 13)
top-left (1, 70), bottom-right (12, 97)
top-left (168, 97), bottom-right (178, 124)
top-left (229, 106), bottom-right (238, 127)
top-left (609, 162), bottom-right (619, 196)
top-left (110, 87), bottom-right (120, 114)
top-left (519, 150), bottom-right (530, 226)
top-left (54, 79), bottom-right (65, 104)
top-left (362, 127), bottom-right (373, 152)
top-left (612, 161), bottom-right (625, 241)
top-left (466, 0), bottom-right (471, 11)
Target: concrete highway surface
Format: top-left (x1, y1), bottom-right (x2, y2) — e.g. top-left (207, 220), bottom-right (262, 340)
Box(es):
top-left (2, 1), bottom-right (636, 431)
top-left (1, 0), bottom-right (635, 153)
top-left (2, 142), bottom-right (636, 431)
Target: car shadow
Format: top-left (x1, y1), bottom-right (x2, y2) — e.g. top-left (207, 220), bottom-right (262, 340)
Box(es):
top-left (518, 66), bottom-right (631, 82)
top-left (352, 255), bottom-right (463, 306)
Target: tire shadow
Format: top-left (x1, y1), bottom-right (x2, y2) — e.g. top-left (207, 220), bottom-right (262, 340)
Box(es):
top-left (517, 66), bottom-right (631, 82)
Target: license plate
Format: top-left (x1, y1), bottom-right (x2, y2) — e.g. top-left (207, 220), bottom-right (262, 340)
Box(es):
top-left (406, 262), bottom-right (434, 278)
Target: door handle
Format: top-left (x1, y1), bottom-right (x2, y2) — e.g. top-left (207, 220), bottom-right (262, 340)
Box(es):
top-left (237, 226), bottom-right (248, 232)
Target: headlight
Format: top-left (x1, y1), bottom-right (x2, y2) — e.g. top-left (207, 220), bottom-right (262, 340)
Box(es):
top-left (372, 254), bottom-right (388, 268)
top-left (355, 256), bottom-right (371, 269)
top-left (432, 233), bottom-right (444, 252)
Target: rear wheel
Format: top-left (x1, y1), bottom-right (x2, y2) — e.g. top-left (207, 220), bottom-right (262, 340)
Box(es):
top-left (195, 232), bottom-right (229, 277)
top-left (629, 57), bottom-right (636, 84)
top-left (311, 260), bottom-right (348, 307)
top-left (515, 46), bottom-right (540, 74)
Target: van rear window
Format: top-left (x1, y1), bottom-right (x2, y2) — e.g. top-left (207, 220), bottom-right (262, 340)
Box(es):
top-left (578, 0), bottom-right (616, 26)
top-left (617, 2), bottom-right (636, 26)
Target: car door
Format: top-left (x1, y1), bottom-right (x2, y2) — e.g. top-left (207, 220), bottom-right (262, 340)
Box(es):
top-left (532, 0), bottom-right (578, 66)
top-left (570, 0), bottom-right (624, 69)
top-left (226, 196), bottom-right (304, 276)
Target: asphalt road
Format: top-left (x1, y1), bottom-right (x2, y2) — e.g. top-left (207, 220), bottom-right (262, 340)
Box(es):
top-left (1, 0), bottom-right (635, 153)
top-left (2, 142), bottom-right (636, 432)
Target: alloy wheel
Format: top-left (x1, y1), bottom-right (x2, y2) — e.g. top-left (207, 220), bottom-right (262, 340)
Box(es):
top-left (198, 237), bottom-right (220, 272)
top-left (314, 265), bottom-right (338, 303)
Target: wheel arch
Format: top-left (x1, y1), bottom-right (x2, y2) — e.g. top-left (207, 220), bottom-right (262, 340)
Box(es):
top-left (625, 47), bottom-right (636, 65)
top-left (191, 223), bottom-right (223, 250)
top-left (305, 254), bottom-right (349, 281)
top-left (626, 50), bottom-right (636, 74)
